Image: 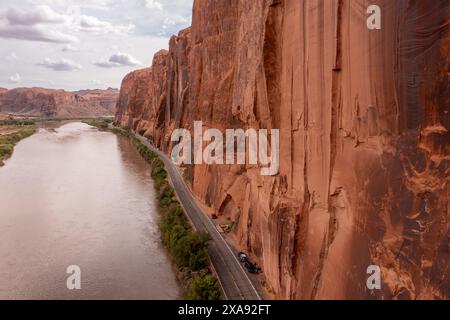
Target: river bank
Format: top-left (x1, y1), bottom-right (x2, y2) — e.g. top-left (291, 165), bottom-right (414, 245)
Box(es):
top-left (89, 122), bottom-right (222, 300)
top-left (0, 120), bottom-right (36, 166)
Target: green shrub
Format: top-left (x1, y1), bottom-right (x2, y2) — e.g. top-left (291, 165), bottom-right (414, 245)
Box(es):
top-left (0, 119), bottom-right (35, 126)
top-left (82, 118), bottom-right (113, 130)
top-left (0, 126), bottom-right (36, 165)
top-left (186, 274), bottom-right (221, 300)
top-left (152, 163), bottom-right (168, 182)
top-left (0, 127), bottom-right (35, 145)
top-left (0, 144), bottom-right (13, 157)
top-left (172, 232), bottom-right (211, 271)
top-left (158, 198), bottom-right (210, 272)
top-left (154, 176), bottom-right (168, 191)
top-left (187, 245), bottom-right (209, 271)
top-left (158, 183), bottom-right (175, 208)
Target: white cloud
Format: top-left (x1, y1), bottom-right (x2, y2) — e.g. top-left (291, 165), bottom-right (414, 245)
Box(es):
top-left (5, 51), bottom-right (18, 62)
top-left (78, 15), bottom-right (135, 34)
top-left (62, 44), bottom-right (78, 52)
top-left (145, 0), bottom-right (164, 11)
top-left (0, 0), bottom-right (194, 90)
top-left (29, 0), bottom-right (113, 11)
top-left (37, 58), bottom-right (81, 71)
top-left (0, 5), bottom-right (77, 43)
top-left (135, 0), bottom-right (193, 37)
top-left (8, 73), bottom-right (21, 83)
top-left (30, 78), bottom-right (55, 85)
top-left (90, 79), bottom-right (108, 87)
top-left (2, 5), bottom-right (70, 25)
top-left (162, 15), bottom-right (187, 31)
top-left (94, 52), bottom-right (143, 68)
top-left (0, 25), bottom-right (78, 43)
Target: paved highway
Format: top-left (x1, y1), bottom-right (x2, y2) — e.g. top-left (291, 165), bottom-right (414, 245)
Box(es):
top-left (134, 133), bottom-right (262, 300)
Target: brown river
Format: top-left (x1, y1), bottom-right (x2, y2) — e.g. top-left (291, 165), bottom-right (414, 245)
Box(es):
top-left (0, 122), bottom-right (181, 299)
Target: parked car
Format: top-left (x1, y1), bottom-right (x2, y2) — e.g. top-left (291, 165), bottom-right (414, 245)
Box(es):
top-left (238, 252), bottom-right (248, 263)
top-left (244, 262), bottom-right (260, 274)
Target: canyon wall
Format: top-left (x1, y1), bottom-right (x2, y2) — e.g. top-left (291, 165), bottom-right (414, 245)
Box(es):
top-left (116, 0), bottom-right (449, 299)
top-left (0, 87), bottom-right (118, 117)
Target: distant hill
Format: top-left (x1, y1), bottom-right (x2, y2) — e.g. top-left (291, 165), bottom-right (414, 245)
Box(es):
top-left (0, 87), bottom-right (118, 118)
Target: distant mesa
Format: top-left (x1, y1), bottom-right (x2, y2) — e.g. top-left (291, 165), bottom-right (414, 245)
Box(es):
top-left (0, 87), bottom-right (118, 118)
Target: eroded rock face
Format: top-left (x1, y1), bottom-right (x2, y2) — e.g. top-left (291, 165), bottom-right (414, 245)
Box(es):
top-left (116, 0), bottom-right (449, 300)
top-left (0, 87), bottom-right (118, 118)
top-left (116, 67), bottom-right (153, 129)
top-left (115, 49), bottom-right (172, 139)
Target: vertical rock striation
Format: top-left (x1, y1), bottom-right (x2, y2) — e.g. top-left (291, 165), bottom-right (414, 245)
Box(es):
top-left (115, 0), bottom-right (449, 299)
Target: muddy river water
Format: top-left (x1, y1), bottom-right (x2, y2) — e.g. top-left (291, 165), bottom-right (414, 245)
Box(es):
top-left (0, 122), bottom-right (180, 299)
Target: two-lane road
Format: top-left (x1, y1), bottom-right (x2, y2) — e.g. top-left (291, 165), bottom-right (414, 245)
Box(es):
top-left (134, 133), bottom-right (262, 300)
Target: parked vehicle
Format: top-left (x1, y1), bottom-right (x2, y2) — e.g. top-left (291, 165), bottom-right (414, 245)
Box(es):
top-left (238, 252), bottom-right (248, 263)
top-left (238, 252), bottom-right (262, 274)
top-left (244, 262), bottom-right (260, 274)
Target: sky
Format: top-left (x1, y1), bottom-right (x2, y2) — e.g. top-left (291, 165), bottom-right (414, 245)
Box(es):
top-left (0, 0), bottom-right (193, 91)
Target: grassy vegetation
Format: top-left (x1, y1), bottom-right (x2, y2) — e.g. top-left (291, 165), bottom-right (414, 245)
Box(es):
top-left (82, 118), bottom-right (114, 130)
top-left (112, 126), bottom-right (221, 300)
top-left (0, 119), bottom-right (35, 126)
top-left (0, 126), bottom-right (36, 166)
top-left (186, 274), bottom-right (222, 300)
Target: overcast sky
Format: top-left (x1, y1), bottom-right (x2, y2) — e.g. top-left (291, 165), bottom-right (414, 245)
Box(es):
top-left (0, 0), bottom-right (193, 91)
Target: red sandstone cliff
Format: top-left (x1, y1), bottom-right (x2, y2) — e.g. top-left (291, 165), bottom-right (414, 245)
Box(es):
top-left (116, 0), bottom-right (449, 300)
top-left (0, 87), bottom-right (118, 118)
